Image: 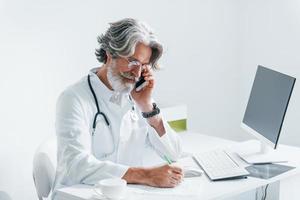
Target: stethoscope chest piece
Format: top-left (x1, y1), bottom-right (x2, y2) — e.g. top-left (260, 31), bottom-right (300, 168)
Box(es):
top-left (130, 110), bottom-right (139, 122)
top-left (128, 95), bottom-right (139, 122)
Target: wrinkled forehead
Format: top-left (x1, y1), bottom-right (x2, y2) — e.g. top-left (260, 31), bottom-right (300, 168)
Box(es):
top-left (129, 43), bottom-right (152, 65)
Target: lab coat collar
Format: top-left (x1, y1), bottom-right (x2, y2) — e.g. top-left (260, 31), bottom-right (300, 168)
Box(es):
top-left (89, 67), bottom-right (114, 103)
top-left (88, 67), bottom-right (131, 108)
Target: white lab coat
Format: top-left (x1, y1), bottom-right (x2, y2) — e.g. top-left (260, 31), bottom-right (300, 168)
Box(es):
top-left (51, 68), bottom-right (182, 199)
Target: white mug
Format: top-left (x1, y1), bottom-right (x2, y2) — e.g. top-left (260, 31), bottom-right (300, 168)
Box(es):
top-left (95, 178), bottom-right (127, 199)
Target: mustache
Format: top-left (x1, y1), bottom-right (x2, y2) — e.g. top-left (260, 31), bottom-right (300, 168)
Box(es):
top-left (120, 72), bottom-right (137, 80)
top-left (110, 72), bottom-right (135, 90)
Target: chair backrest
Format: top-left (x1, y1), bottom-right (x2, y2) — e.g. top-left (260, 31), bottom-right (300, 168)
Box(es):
top-left (0, 191), bottom-right (12, 200)
top-left (161, 104), bottom-right (187, 132)
top-left (33, 137), bottom-right (57, 200)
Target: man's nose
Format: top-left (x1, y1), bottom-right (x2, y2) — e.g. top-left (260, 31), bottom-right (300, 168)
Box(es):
top-left (132, 66), bottom-right (142, 78)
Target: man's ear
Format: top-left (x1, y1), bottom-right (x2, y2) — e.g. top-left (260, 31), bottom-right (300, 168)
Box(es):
top-left (106, 51), bottom-right (112, 63)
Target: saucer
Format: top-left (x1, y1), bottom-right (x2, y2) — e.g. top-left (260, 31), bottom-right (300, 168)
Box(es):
top-left (93, 188), bottom-right (129, 200)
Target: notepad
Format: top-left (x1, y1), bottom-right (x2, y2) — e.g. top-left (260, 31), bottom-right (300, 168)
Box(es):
top-left (128, 178), bottom-right (202, 197)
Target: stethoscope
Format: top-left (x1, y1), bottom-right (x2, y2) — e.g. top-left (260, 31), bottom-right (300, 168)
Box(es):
top-left (87, 74), bottom-right (139, 136)
top-left (88, 74), bottom-right (110, 136)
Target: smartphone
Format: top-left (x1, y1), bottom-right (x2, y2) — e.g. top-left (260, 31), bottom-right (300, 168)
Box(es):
top-left (135, 75), bottom-right (148, 92)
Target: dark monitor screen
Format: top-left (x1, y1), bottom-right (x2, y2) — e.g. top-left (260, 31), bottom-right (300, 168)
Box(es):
top-left (243, 65), bottom-right (296, 148)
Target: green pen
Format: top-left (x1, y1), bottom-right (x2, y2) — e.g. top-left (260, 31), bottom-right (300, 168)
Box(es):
top-left (163, 155), bottom-right (172, 164)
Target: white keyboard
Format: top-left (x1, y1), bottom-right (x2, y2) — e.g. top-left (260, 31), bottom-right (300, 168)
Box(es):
top-left (194, 149), bottom-right (249, 181)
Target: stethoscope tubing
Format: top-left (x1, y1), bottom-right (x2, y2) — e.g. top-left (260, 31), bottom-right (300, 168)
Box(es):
top-left (87, 74), bottom-right (110, 134)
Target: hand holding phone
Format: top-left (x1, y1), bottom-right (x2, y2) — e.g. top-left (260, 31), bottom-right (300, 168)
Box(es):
top-left (135, 75), bottom-right (148, 92)
top-left (130, 65), bottom-right (154, 108)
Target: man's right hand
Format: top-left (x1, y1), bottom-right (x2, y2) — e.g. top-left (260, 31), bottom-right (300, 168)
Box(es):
top-left (122, 164), bottom-right (183, 188)
top-left (145, 164), bottom-right (183, 187)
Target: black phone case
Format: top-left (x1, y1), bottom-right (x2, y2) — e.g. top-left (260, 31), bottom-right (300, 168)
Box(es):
top-left (135, 76), bottom-right (146, 88)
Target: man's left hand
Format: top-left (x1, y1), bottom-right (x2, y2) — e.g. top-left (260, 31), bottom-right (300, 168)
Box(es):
top-left (131, 65), bottom-right (154, 112)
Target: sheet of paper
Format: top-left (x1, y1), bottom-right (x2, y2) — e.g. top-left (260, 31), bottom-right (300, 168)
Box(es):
top-left (128, 178), bottom-right (202, 197)
top-left (176, 156), bottom-right (199, 168)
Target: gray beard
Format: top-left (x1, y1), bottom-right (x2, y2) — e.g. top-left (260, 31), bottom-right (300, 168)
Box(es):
top-left (107, 65), bottom-right (134, 94)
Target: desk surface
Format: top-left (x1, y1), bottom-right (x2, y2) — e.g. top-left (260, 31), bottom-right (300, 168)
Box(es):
top-left (56, 132), bottom-right (300, 200)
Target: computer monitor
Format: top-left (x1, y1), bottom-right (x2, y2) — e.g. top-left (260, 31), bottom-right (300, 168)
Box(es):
top-left (240, 65), bottom-right (296, 164)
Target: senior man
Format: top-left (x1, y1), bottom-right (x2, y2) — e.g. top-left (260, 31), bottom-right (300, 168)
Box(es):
top-left (52, 18), bottom-right (183, 199)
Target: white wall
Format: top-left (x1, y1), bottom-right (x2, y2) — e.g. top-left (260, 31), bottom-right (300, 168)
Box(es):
top-left (237, 0), bottom-right (300, 147)
top-left (0, 0), bottom-right (240, 199)
top-left (1, 0), bottom-right (299, 199)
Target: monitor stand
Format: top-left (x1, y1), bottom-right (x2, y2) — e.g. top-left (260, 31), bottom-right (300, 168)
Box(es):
top-left (238, 141), bottom-right (287, 164)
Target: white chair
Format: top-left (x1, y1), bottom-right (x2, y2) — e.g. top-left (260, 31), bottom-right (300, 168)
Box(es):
top-left (0, 191), bottom-right (12, 200)
top-left (33, 137), bottom-right (57, 200)
top-left (160, 104), bottom-right (187, 132)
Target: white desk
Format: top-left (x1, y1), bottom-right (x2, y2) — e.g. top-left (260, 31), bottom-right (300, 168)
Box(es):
top-left (56, 132), bottom-right (300, 200)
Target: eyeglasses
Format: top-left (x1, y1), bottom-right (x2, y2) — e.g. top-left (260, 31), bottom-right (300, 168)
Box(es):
top-left (123, 57), bottom-right (149, 70)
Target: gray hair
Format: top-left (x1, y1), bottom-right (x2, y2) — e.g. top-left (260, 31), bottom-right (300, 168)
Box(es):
top-left (95, 18), bottom-right (163, 69)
